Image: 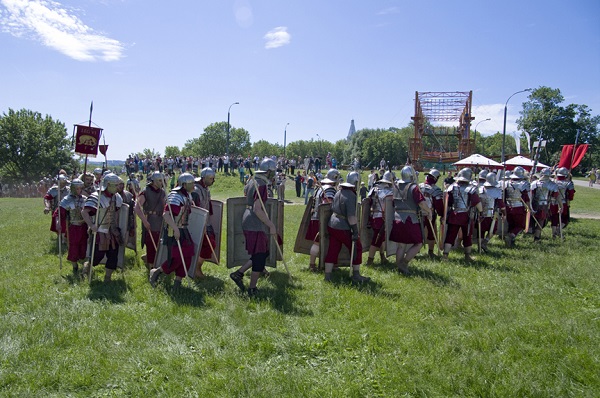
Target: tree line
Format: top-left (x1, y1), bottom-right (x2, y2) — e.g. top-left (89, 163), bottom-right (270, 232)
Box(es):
top-left (1, 86), bottom-right (598, 183)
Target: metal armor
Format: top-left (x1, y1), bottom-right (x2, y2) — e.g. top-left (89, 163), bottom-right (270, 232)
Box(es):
top-left (505, 180), bottom-right (530, 208)
top-left (478, 185), bottom-right (502, 217)
top-left (310, 187), bottom-right (325, 221)
top-left (60, 194), bottom-right (86, 225)
top-left (531, 179), bottom-right (557, 207)
top-left (167, 189), bottom-right (192, 227)
top-left (552, 180), bottom-right (573, 205)
top-left (419, 182), bottom-right (442, 211)
top-left (193, 183), bottom-right (211, 212)
top-left (85, 192), bottom-right (123, 233)
top-left (448, 183), bottom-right (476, 212)
top-left (47, 185), bottom-right (70, 210)
top-left (142, 186), bottom-right (166, 232)
top-left (393, 182), bottom-right (418, 223)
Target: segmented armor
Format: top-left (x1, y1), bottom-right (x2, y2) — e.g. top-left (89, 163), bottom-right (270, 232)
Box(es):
top-left (85, 192), bottom-right (123, 233)
top-left (393, 182), bottom-right (418, 223)
top-left (552, 179), bottom-right (574, 205)
top-left (46, 185), bottom-right (70, 211)
top-left (167, 189), bottom-right (192, 227)
top-left (447, 183), bottom-right (477, 212)
top-left (531, 179), bottom-right (558, 207)
top-left (419, 182), bottom-right (442, 211)
top-left (60, 194), bottom-right (87, 225)
top-left (478, 185), bottom-right (502, 217)
top-left (505, 180), bottom-right (530, 208)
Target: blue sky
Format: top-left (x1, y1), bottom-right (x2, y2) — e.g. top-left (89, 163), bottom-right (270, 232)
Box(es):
top-left (1, 0), bottom-right (599, 161)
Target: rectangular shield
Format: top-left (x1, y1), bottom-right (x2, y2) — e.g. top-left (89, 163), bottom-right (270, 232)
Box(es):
top-left (205, 199), bottom-right (223, 264)
top-left (293, 196), bottom-right (314, 255)
top-left (153, 206), bottom-right (209, 278)
top-left (226, 197), bottom-right (281, 269)
top-left (274, 198), bottom-right (284, 261)
top-left (93, 203), bottom-right (130, 269)
top-left (384, 196), bottom-right (398, 258)
top-left (318, 203), bottom-right (352, 267)
top-left (360, 197), bottom-right (373, 251)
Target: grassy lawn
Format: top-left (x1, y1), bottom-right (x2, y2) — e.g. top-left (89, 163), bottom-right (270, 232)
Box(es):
top-left (0, 173), bottom-right (599, 397)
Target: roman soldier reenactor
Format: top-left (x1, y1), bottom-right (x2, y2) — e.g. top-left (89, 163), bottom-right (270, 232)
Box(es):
top-left (419, 168), bottom-right (444, 258)
top-left (550, 167), bottom-right (575, 238)
top-left (44, 175), bottom-right (70, 238)
top-left (442, 167), bottom-right (482, 261)
top-left (191, 167), bottom-right (217, 279)
top-left (477, 172), bottom-right (505, 251)
top-left (117, 180), bottom-right (136, 251)
top-left (92, 167), bottom-right (104, 191)
top-left (503, 166), bottom-right (530, 247)
top-left (390, 166), bottom-right (431, 274)
top-left (366, 171), bottom-right (394, 265)
top-left (323, 171), bottom-right (370, 283)
top-left (58, 179), bottom-right (88, 273)
top-left (81, 173), bottom-right (124, 282)
top-left (134, 172), bottom-right (166, 268)
top-left (530, 167), bottom-right (559, 242)
top-left (80, 172), bottom-right (96, 196)
top-left (126, 173), bottom-right (141, 198)
top-left (149, 173), bottom-right (196, 288)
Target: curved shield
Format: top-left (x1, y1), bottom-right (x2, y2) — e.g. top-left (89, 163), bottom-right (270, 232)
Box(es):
top-left (205, 199), bottom-right (223, 264)
top-left (360, 197), bottom-right (373, 250)
top-left (153, 206), bottom-right (209, 276)
top-left (293, 195), bottom-right (314, 255)
top-left (226, 197), bottom-right (281, 269)
top-left (384, 196), bottom-right (397, 258)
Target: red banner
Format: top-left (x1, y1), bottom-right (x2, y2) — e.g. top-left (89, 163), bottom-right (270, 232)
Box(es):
top-left (99, 145), bottom-right (108, 156)
top-left (74, 125), bottom-right (102, 156)
top-left (558, 144), bottom-right (589, 169)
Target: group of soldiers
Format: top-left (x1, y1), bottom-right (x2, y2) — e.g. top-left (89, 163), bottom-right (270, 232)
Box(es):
top-left (42, 158), bottom-right (575, 294)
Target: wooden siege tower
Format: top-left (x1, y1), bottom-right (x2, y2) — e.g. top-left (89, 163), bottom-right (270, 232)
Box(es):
top-left (410, 91), bottom-right (474, 169)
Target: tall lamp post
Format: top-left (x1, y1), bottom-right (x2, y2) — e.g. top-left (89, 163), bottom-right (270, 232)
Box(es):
top-left (473, 118), bottom-right (491, 154)
top-left (501, 89), bottom-right (531, 165)
top-left (283, 123), bottom-right (290, 158)
top-left (316, 134), bottom-right (322, 157)
top-left (226, 102), bottom-right (239, 156)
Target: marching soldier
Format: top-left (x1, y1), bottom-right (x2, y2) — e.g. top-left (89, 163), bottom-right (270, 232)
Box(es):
top-left (365, 171), bottom-right (394, 265)
top-left (229, 158), bottom-right (279, 296)
top-left (530, 168), bottom-right (559, 242)
top-left (323, 171), bottom-right (370, 283)
top-left (134, 172), bottom-right (166, 269)
top-left (44, 175), bottom-right (70, 238)
top-left (80, 172), bottom-right (96, 196)
top-left (390, 166), bottom-right (431, 275)
top-left (477, 172), bottom-right (505, 251)
top-left (419, 169), bottom-right (444, 258)
top-left (306, 168), bottom-right (340, 272)
top-left (117, 180), bottom-right (137, 250)
top-left (442, 167), bottom-right (482, 261)
top-left (503, 166), bottom-right (530, 247)
top-left (191, 167), bottom-right (217, 279)
top-left (58, 179), bottom-right (88, 273)
top-left (149, 173), bottom-right (197, 288)
top-left (126, 173), bottom-right (141, 198)
top-left (81, 173), bottom-right (124, 282)
top-left (550, 167), bottom-right (575, 238)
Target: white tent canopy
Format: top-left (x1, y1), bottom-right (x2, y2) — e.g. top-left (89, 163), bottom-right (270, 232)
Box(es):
top-left (453, 154), bottom-right (502, 168)
top-left (504, 155), bottom-right (550, 170)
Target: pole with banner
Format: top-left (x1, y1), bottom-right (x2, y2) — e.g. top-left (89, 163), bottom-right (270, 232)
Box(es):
top-left (74, 102), bottom-right (102, 175)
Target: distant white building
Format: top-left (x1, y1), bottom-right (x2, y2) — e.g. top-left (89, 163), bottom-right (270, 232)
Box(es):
top-left (347, 119), bottom-right (356, 139)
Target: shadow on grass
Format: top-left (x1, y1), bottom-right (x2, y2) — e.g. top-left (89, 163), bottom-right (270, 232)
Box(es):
top-left (245, 271), bottom-right (312, 316)
top-left (87, 278), bottom-right (127, 303)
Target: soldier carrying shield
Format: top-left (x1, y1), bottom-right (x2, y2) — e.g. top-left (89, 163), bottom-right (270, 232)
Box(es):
top-left (57, 179), bottom-right (88, 273)
top-left (365, 171), bottom-right (394, 265)
top-left (191, 167), bottom-right (217, 279)
top-left (134, 171), bottom-right (166, 269)
top-left (419, 169), bottom-right (444, 258)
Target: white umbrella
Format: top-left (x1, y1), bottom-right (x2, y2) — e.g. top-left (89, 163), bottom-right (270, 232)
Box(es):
top-left (453, 154), bottom-right (502, 168)
top-left (504, 155), bottom-right (549, 171)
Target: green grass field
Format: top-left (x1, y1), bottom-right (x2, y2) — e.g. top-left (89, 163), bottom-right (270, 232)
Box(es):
top-left (1, 174), bottom-right (599, 397)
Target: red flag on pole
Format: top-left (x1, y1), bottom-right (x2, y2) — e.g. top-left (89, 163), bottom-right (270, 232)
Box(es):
top-left (558, 144), bottom-right (589, 169)
top-left (99, 145), bottom-right (109, 156)
top-left (74, 125), bottom-right (102, 156)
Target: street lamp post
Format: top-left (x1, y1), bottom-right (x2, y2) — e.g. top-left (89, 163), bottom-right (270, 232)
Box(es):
top-left (473, 118), bottom-right (491, 154)
top-left (226, 102), bottom-right (239, 156)
top-left (283, 123), bottom-right (290, 158)
top-left (316, 134), bottom-right (322, 157)
top-left (501, 89), bottom-right (531, 165)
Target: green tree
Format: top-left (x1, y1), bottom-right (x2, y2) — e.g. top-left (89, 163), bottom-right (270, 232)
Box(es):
top-left (0, 108), bottom-right (75, 183)
top-left (183, 122), bottom-right (251, 158)
top-left (251, 140), bottom-right (282, 158)
top-left (136, 148), bottom-right (161, 159)
top-left (517, 86), bottom-right (600, 168)
top-left (164, 146), bottom-right (181, 158)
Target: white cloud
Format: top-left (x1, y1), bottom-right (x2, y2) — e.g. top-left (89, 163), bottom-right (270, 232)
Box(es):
top-left (471, 103), bottom-right (523, 136)
top-left (0, 0), bottom-right (124, 61)
top-left (377, 7), bottom-right (400, 15)
top-left (264, 26), bottom-right (290, 49)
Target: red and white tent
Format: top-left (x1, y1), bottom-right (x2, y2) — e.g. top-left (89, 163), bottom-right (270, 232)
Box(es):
top-left (504, 155), bottom-right (550, 171)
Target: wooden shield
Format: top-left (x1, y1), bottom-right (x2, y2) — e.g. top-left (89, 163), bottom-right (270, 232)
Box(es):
top-left (293, 195), bottom-right (314, 255)
top-left (126, 204), bottom-right (137, 252)
top-left (204, 199), bottom-right (223, 264)
top-left (226, 197), bottom-right (281, 269)
top-left (359, 197), bottom-right (373, 250)
top-left (153, 206), bottom-right (209, 277)
top-left (384, 196), bottom-right (397, 258)
top-left (274, 198), bottom-right (284, 261)
top-left (319, 203), bottom-right (352, 267)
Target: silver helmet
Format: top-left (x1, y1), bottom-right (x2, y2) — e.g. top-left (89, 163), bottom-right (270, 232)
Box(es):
top-left (101, 173), bottom-right (122, 194)
top-left (556, 167), bottom-right (569, 177)
top-left (57, 174), bottom-right (70, 187)
top-left (148, 171), bottom-right (164, 188)
top-left (200, 167), bottom-right (216, 179)
top-left (483, 172), bottom-right (498, 187)
top-left (93, 167), bottom-right (103, 177)
top-left (478, 170), bottom-right (488, 180)
top-left (341, 171), bottom-right (360, 188)
top-left (325, 168), bottom-right (341, 182)
top-left (456, 167), bottom-right (473, 182)
top-left (378, 171), bottom-right (395, 185)
top-left (539, 167), bottom-right (551, 180)
top-left (70, 178), bottom-right (84, 194)
top-left (398, 165), bottom-right (415, 183)
top-left (511, 166), bottom-right (525, 179)
top-left (425, 169), bottom-right (440, 181)
top-left (178, 172), bottom-right (195, 191)
top-left (257, 158), bottom-right (277, 179)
